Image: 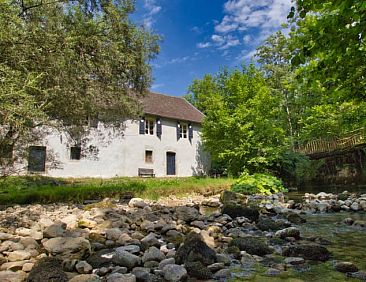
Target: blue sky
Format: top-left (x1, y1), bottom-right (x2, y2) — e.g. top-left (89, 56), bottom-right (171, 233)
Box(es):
top-left (133, 0), bottom-right (291, 97)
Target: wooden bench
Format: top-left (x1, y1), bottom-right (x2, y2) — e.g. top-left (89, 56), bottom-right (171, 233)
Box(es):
top-left (138, 168), bottom-right (155, 177)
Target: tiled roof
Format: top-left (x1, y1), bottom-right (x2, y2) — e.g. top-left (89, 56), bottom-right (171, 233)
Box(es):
top-left (142, 92), bottom-right (204, 123)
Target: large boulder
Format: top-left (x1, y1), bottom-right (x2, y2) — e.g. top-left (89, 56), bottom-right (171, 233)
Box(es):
top-left (43, 237), bottom-right (91, 260)
top-left (256, 217), bottom-right (290, 231)
top-left (275, 227), bottom-right (301, 240)
top-left (229, 237), bottom-right (272, 256)
top-left (175, 232), bottom-right (217, 266)
top-left (283, 244), bottom-right (331, 261)
top-left (220, 191), bottom-right (247, 206)
top-left (112, 250), bottom-right (141, 269)
top-left (222, 205), bottom-right (259, 222)
top-left (27, 258), bottom-right (68, 282)
top-left (175, 206), bottom-right (199, 222)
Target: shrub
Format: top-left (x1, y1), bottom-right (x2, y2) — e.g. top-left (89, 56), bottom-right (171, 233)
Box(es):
top-left (231, 172), bottom-right (287, 195)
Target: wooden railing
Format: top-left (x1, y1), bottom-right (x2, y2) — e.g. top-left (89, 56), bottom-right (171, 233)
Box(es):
top-left (295, 128), bottom-right (365, 156)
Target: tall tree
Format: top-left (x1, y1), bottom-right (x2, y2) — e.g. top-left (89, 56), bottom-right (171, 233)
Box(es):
top-left (288, 0), bottom-right (366, 140)
top-left (0, 0), bottom-right (159, 174)
top-left (188, 65), bottom-right (287, 176)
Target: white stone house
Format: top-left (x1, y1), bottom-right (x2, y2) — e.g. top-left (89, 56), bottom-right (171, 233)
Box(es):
top-left (24, 92), bottom-right (209, 178)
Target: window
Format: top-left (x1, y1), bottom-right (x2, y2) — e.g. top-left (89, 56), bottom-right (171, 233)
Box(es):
top-left (28, 146), bottom-right (46, 172)
top-left (145, 119), bottom-right (154, 135)
top-left (180, 124), bottom-right (188, 139)
top-left (70, 146), bottom-right (81, 160)
top-left (145, 150), bottom-right (153, 163)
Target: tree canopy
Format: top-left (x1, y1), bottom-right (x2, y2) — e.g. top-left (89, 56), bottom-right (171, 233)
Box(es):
top-left (0, 0), bottom-right (159, 172)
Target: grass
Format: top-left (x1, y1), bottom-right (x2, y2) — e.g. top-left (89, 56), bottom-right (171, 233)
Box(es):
top-left (0, 175), bottom-right (233, 205)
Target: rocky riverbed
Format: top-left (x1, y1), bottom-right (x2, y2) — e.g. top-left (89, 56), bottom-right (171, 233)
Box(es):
top-left (0, 190), bottom-right (366, 282)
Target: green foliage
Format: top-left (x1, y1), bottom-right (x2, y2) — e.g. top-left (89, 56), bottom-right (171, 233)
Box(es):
top-left (0, 176), bottom-right (233, 205)
top-left (188, 64), bottom-right (287, 176)
top-left (0, 0), bottom-right (160, 174)
top-left (231, 173), bottom-right (287, 195)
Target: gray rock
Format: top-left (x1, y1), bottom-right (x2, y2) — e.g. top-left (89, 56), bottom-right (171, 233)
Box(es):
top-left (162, 264), bottom-right (187, 281)
top-left (107, 273), bottom-right (136, 282)
top-left (142, 246), bottom-right (165, 263)
top-left (43, 237), bottom-right (91, 260)
top-left (75, 261), bottom-right (93, 274)
top-left (43, 223), bottom-right (65, 238)
top-left (68, 274), bottom-right (102, 282)
top-left (106, 228), bottom-right (123, 241)
top-left (129, 198), bottom-right (148, 209)
top-left (112, 250), bottom-right (141, 269)
top-left (284, 257), bottom-right (305, 265)
top-left (213, 268), bottom-right (231, 279)
top-left (207, 262), bottom-right (225, 272)
top-left (116, 245), bottom-right (140, 254)
top-left (175, 206), bottom-right (199, 222)
top-left (265, 268), bottom-right (281, 276)
top-left (0, 232), bottom-right (13, 241)
top-left (350, 202), bottom-right (359, 211)
top-left (141, 233), bottom-right (160, 248)
top-left (158, 258), bottom-right (175, 270)
top-left (131, 267), bottom-right (151, 281)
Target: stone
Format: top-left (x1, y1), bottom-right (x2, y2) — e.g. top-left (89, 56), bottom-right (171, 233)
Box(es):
top-left (191, 221), bottom-right (205, 229)
top-left (265, 268), bottom-right (281, 276)
top-left (106, 228), bottom-right (123, 241)
top-left (131, 267), bottom-right (151, 281)
top-left (158, 258), bottom-right (175, 270)
top-left (117, 245), bottom-right (140, 254)
top-left (75, 261), bottom-right (93, 274)
top-left (43, 237), bottom-right (91, 260)
top-left (286, 213), bottom-right (306, 224)
top-left (20, 237), bottom-right (39, 249)
top-left (129, 198), bottom-right (147, 209)
top-left (142, 246), bottom-right (164, 263)
top-left (1, 261), bottom-right (30, 271)
top-left (275, 227), bottom-right (301, 240)
top-left (346, 271), bottom-right (366, 280)
top-left (256, 217), bottom-right (289, 231)
top-left (220, 190), bottom-right (246, 206)
top-left (222, 205), bottom-right (259, 222)
top-left (343, 218), bottom-right (354, 225)
top-left (175, 232), bottom-right (217, 266)
top-left (43, 223), bottom-right (65, 238)
top-left (27, 257), bottom-right (68, 282)
top-left (7, 250), bottom-right (31, 262)
top-left (0, 232), bottom-right (13, 241)
top-left (162, 264), bottom-right (187, 281)
top-left (283, 244), bottom-right (331, 261)
top-left (175, 206), bottom-right (199, 222)
top-left (68, 274), bottom-right (102, 282)
top-left (350, 202), bottom-right (359, 211)
top-left (15, 228), bottom-right (43, 240)
top-left (22, 262), bottom-right (34, 272)
top-left (229, 237), bottom-right (272, 256)
top-left (61, 214), bottom-right (78, 229)
top-left (112, 250), bottom-right (141, 269)
top-left (335, 261), bottom-right (359, 273)
top-left (0, 270), bottom-right (27, 282)
top-left (284, 257), bottom-right (305, 265)
top-left (107, 273), bottom-right (136, 282)
top-left (184, 261), bottom-right (213, 279)
top-left (207, 262), bottom-right (225, 272)
top-left (213, 268), bottom-right (231, 279)
top-left (87, 249), bottom-right (114, 269)
top-left (141, 233), bottom-right (160, 248)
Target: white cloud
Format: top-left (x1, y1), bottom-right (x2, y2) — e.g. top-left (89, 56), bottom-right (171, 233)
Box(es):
top-left (236, 49), bottom-right (257, 61)
top-left (168, 56), bottom-right (190, 64)
top-left (243, 35), bottom-right (252, 44)
top-left (151, 83), bottom-right (165, 90)
top-left (143, 0), bottom-right (162, 29)
top-left (216, 0), bottom-right (291, 35)
top-left (197, 42), bottom-right (211, 48)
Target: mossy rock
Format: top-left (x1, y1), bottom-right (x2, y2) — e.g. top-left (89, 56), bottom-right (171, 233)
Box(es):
top-left (220, 190), bottom-right (247, 206)
top-left (175, 232), bottom-right (217, 265)
top-left (185, 261), bottom-right (213, 279)
top-left (86, 249), bottom-right (114, 268)
top-left (229, 237), bottom-right (272, 256)
top-left (27, 258), bottom-right (68, 282)
top-left (286, 213), bottom-right (306, 224)
top-left (283, 244), bottom-right (331, 261)
top-left (257, 217), bottom-right (290, 231)
top-left (222, 204), bottom-right (259, 222)
top-left (225, 246), bottom-right (241, 259)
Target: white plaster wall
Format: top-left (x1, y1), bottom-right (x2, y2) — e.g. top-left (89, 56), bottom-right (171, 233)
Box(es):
top-left (22, 117), bottom-right (210, 178)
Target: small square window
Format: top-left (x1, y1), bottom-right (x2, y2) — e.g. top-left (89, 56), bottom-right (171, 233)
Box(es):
top-left (28, 146), bottom-right (46, 172)
top-left (145, 150), bottom-right (153, 163)
top-left (70, 146), bottom-right (81, 160)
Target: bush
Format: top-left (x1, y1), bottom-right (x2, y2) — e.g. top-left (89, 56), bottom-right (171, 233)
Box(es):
top-left (231, 172), bottom-right (287, 195)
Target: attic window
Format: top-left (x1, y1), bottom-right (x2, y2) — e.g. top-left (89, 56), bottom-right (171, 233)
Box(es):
top-left (145, 119), bottom-right (154, 135)
top-left (70, 146), bottom-right (81, 160)
top-left (180, 124), bottom-right (188, 139)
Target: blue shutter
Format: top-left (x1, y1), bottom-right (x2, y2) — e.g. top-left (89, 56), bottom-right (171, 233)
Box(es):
top-left (139, 118), bottom-right (145, 135)
top-left (176, 122), bottom-right (181, 140)
top-left (188, 123), bottom-right (193, 140)
top-left (156, 118), bottom-right (162, 138)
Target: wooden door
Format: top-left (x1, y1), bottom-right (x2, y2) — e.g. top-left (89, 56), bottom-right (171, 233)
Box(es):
top-left (166, 152), bottom-right (176, 175)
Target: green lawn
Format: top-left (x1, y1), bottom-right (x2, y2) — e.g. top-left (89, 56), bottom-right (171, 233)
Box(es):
top-left (0, 176), bottom-right (233, 205)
